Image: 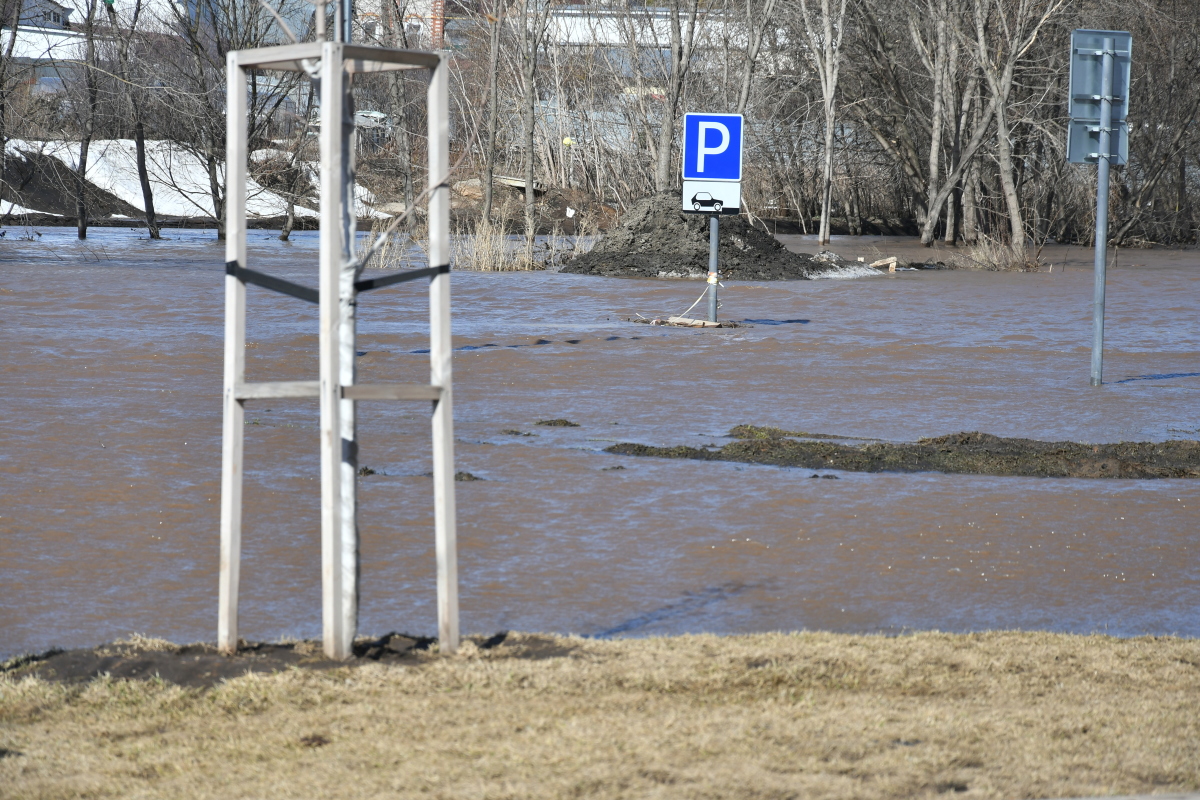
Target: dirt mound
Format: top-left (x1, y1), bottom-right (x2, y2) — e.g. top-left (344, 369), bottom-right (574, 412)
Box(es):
top-left (2, 148), bottom-right (140, 220)
top-left (607, 426), bottom-right (1200, 479)
top-left (562, 193), bottom-right (846, 280)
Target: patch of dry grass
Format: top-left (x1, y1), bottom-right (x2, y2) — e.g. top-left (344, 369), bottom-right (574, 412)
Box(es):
top-left (451, 221), bottom-right (531, 271)
top-left (946, 238), bottom-right (1044, 272)
top-left (105, 634), bottom-right (182, 654)
top-left (2, 631), bottom-right (1199, 799)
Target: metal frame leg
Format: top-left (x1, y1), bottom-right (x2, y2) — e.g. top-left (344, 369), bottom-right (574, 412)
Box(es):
top-left (428, 53), bottom-right (459, 654)
top-left (219, 56), bottom-right (249, 655)
top-left (319, 42), bottom-right (353, 660)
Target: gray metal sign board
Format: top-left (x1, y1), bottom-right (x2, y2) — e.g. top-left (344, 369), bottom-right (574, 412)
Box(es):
top-left (1069, 29), bottom-right (1132, 122)
top-left (1067, 119), bottom-right (1128, 165)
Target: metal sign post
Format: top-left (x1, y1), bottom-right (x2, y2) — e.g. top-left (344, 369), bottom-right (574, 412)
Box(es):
top-left (1068, 29), bottom-right (1132, 386)
top-left (682, 113), bottom-right (744, 323)
top-left (220, 42), bottom-right (458, 659)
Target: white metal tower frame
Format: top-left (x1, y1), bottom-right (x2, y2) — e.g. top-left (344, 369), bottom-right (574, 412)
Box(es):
top-left (219, 42), bottom-right (458, 660)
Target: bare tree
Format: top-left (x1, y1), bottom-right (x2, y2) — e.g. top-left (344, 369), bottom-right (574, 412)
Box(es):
top-left (106, 0), bottom-right (159, 237)
top-left (968, 0), bottom-right (1068, 261)
top-left (735, 0), bottom-right (779, 115)
top-left (69, 0), bottom-right (101, 239)
top-left (796, 0), bottom-right (848, 246)
top-left (161, 0), bottom-right (301, 238)
top-left (654, 0), bottom-right (700, 191)
top-left (480, 0), bottom-right (503, 222)
top-left (0, 0), bottom-right (25, 206)
top-left (516, 0), bottom-right (550, 260)
top-left (381, 0), bottom-right (415, 227)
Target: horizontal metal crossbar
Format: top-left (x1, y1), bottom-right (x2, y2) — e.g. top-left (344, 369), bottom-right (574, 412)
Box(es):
top-left (226, 262), bottom-right (319, 304)
top-left (1074, 48), bottom-right (1130, 56)
top-left (355, 264), bottom-right (450, 293)
top-left (341, 384), bottom-right (442, 401)
top-left (235, 382), bottom-right (442, 401)
top-left (234, 42), bottom-right (439, 73)
top-left (236, 381), bottom-right (320, 399)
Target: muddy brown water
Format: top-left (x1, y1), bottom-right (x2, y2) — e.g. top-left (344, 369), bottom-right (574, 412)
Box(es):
top-left (2, 228), bottom-right (1199, 659)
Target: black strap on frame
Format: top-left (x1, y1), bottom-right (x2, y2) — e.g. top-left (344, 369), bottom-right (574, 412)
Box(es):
top-left (225, 261), bottom-right (319, 305)
top-left (226, 262), bottom-right (450, 301)
top-left (355, 264), bottom-right (450, 293)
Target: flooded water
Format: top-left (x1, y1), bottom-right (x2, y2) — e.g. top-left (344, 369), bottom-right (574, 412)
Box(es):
top-left (2, 227), bottom-right (1199, 659)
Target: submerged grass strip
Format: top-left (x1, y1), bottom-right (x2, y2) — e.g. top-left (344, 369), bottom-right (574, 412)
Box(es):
top-left (2, 632), bottom-right (1199, 799)
top-left (607, 427), bottom-right (1200, 478)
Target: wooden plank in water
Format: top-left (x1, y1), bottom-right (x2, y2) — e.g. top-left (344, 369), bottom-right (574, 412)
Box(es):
top-left (667, 316), bottom-right (722, 327)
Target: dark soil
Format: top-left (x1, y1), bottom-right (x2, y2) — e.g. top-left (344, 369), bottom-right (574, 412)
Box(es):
top-left (562, 193), bottom-right (855, 280)
top-left (1, 632), bottom-right (531, 689)
top-left (605, 427), bottom-right (1200, 479)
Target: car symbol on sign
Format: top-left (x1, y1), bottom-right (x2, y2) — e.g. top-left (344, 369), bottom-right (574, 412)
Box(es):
top-left (691, 192), bottom-right (724, 212)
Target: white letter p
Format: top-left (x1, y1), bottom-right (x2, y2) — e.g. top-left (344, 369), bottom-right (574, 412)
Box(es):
top-left (697, 122), bottom-right (730, 173)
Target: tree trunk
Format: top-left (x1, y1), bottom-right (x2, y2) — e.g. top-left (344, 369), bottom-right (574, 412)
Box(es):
top-left (522, 60), bottom-right (537, 261)
top-left (108, 0), bottom-right (158, 238)
top-left (134, 120), bottom-right (160, 238)
top-left (918, 64), bottom-right (998, 246)
top-left (209, 144), bottom-right (225, 239)
top-left (281, 199), bottom-right (296, 241)
top-left (481, 4), bottom-right (502, 222)
top-left (518, 0), bottom-right (549, 261)
top-left (75, 137), bottom-right (91, 239)
top-left (920, 0), bottom-right (947, 243)
top-left (992, 102), bottom-right (1025, 260)
top-left (819, 98), bottom-right (835, 244)
top-left (76, 0), bottom-right (100, 240)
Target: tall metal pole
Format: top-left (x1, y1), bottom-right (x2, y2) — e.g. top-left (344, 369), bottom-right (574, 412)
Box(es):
top-left (707, 214), bottom-right (718, 323)
top-left (428, 53), bottom-right (459, 654)
top-left (334, 0), bottom-right (352, 42)
top-left (1091, 36), bottom-right (1114, 387)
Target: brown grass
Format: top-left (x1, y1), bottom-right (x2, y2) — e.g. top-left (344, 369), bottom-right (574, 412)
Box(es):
top-left (451, 220), bottom-right (537, 271)
top-left (946, 238), bottom-right (1044, 272)
top-left (2, 631), bottom-right (1199, 799)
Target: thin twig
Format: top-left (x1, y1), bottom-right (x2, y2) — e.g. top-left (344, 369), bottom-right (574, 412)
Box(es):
top-left (348, 127), bottom-right (480, 275)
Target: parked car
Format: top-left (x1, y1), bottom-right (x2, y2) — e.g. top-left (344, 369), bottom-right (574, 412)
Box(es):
top-left (691, 192), bottom-right (724, 212)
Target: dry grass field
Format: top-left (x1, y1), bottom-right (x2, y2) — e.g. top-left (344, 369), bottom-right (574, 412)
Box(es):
top-left (2, 631), bottom-right (1199, 799)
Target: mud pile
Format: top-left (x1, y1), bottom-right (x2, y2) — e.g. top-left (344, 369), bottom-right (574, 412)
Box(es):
top-left (607, 427), bottom-right (1200, 479)
top-left (2, 632), bottom-right (522, 688)
top-left (561, 192), bottom-right (848, 280)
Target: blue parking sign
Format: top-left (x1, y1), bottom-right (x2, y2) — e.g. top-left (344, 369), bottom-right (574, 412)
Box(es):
top-left (682, 113), bottom-right (743, 181)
